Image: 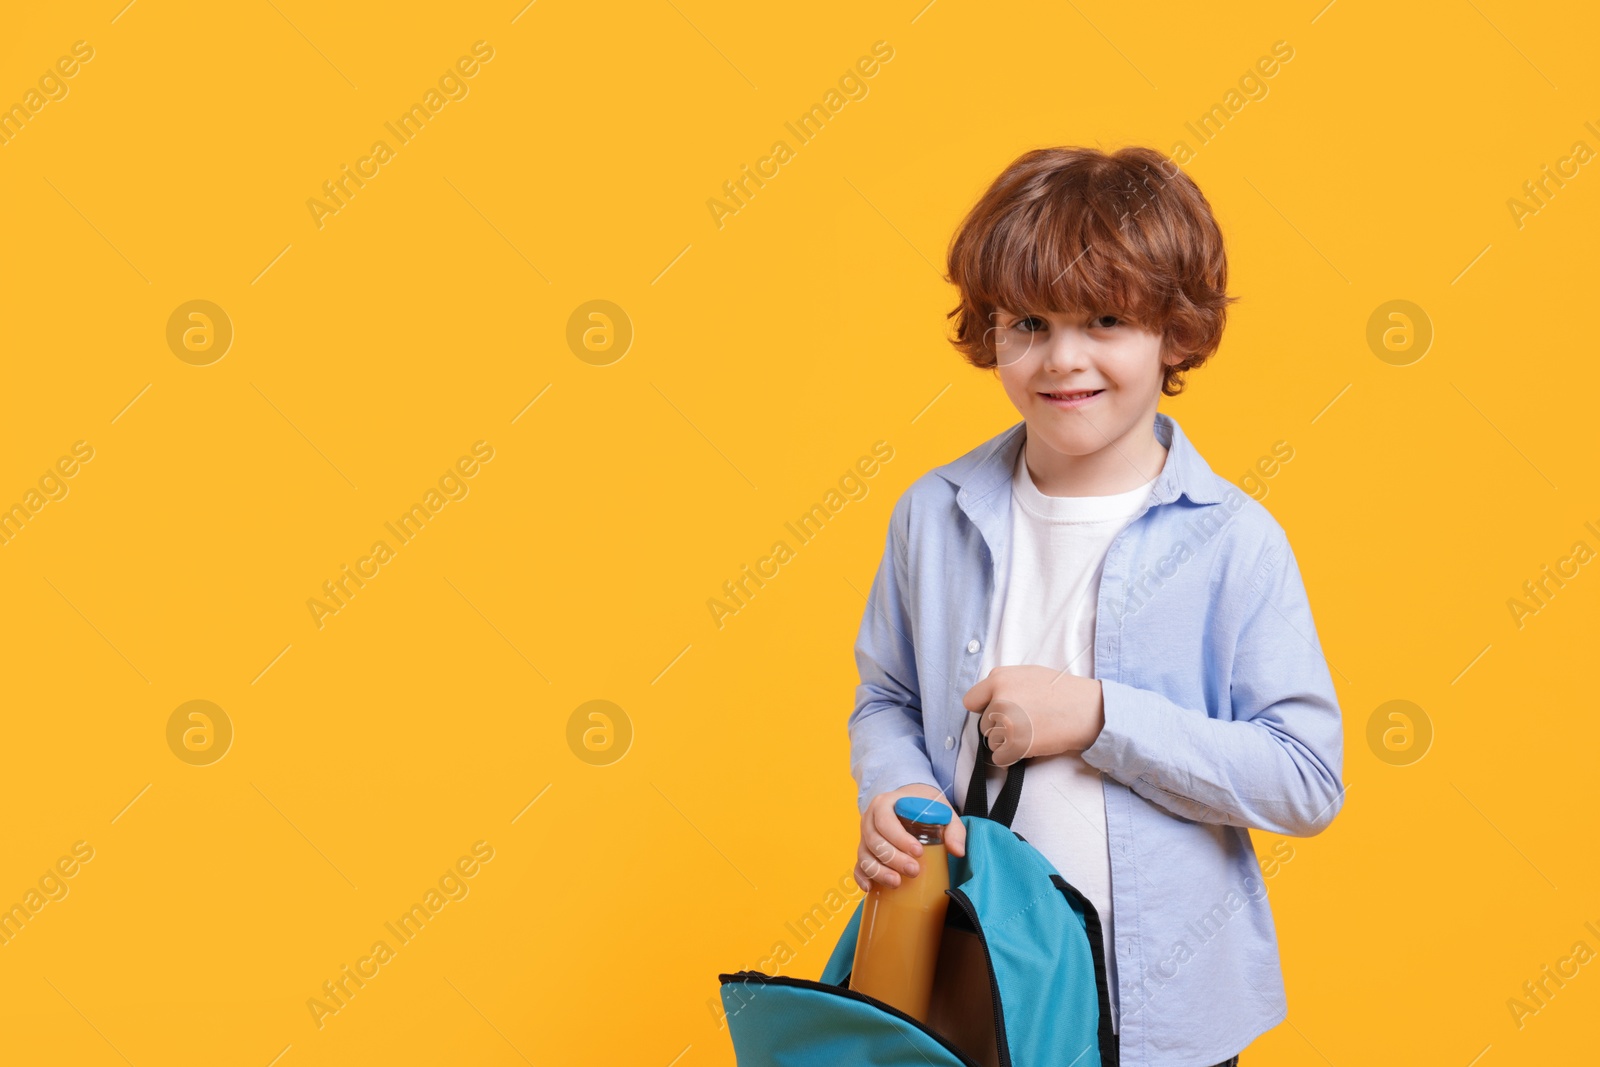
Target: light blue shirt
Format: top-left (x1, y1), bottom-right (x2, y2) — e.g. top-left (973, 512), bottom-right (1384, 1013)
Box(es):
top-left (849, 412), bottom-right (1345, 1066)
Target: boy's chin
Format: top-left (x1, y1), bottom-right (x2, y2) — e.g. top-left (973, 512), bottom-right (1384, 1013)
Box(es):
top-left (1025, 416), bottom-right (1127, 457)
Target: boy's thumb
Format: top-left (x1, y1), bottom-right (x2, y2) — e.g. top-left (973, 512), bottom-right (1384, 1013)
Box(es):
top-left (961, 674), bottom-right (990, 712)
top-left (946, 815), bottom-right (967, 857)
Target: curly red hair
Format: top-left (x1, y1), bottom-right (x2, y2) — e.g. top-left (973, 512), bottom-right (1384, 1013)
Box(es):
top-left (946, 145), bottom-right (1238, 396)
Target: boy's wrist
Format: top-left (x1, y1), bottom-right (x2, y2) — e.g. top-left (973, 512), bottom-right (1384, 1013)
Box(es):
top-left (1052, 679), bottom-right (1104, 754)
top-left (1082, 680), bottom-right (1105, 748)
top-left (1038, 682), bottom-right (1105, 756)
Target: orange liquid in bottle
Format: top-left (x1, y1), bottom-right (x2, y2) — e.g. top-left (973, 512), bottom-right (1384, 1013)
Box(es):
top-left (850, 797), bottom-right (953, 1022)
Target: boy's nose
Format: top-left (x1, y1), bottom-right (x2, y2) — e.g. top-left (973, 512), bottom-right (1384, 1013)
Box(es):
top-left (1041, 334), bottom-right (1091, 373)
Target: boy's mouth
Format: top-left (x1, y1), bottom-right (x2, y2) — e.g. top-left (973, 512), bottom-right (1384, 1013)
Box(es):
top-left (1038, 388), bottom-right (1103, 409)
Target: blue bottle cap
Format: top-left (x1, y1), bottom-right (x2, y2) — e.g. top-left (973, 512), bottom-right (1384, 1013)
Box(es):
top-left (894, 796), bottom-right (953, 825)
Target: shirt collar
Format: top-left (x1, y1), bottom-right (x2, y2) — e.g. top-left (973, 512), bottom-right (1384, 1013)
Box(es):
top-left (939, 411), bottom-right (1229, 511)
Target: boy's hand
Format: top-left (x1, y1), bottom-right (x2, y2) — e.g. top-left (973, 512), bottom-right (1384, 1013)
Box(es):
top-left (854, 783), bottom-right (966, 892)
top-left (962, 665), bottom-right (1105, 765)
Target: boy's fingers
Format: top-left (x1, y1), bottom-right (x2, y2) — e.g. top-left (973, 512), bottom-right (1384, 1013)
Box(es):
top-left (863, 804), bottom-right (923, 874)
top-left (981, 701), bottom-right (1032, 766)
top-left (884, 813), bottom-right (924, 859)
top-left (875, 798), bottom-right (927, 856)
top-left (857, 841), bottom-right (902, 887)
top-left (868, 817), bottom-right (921, 876)
top-left (858, 787), bottom-right (958, 888)
top-left (962, 674), bottom-right (992, 712)
top-left (991, 725), bottom-right (1030, 765)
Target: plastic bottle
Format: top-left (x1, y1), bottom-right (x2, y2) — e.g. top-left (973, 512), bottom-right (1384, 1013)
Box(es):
top-left (849, 796), bottom-right (953, 1022)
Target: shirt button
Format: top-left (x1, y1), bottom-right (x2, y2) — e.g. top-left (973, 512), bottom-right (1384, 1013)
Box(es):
top-left (966, 639), bottom-right (980, 653)
top-left (945, 735), bottom-right (955, 749)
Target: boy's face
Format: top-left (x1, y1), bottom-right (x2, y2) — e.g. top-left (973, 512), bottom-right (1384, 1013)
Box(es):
top-left (989, 308), bottom-right (1179, 460)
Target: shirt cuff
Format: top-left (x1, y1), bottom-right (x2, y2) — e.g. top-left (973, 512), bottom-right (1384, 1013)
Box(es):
top-left (1080, 677), bottom-right (1162, 785)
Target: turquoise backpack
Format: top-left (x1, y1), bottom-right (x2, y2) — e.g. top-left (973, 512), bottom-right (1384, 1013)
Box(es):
top-left (718, 734), bottom-right (1116, 1066)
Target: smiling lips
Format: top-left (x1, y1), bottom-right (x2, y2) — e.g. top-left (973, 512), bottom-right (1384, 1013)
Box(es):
top-left (1038, 388), bottom-right (1103, 409)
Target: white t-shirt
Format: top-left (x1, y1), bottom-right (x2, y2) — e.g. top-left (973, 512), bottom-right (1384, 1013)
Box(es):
top-left (953, 442), bottom-right (1155, 1034)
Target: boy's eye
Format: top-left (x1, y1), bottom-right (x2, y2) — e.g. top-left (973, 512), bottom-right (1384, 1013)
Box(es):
top-left (1005, 313), bottom-right (1121, 333)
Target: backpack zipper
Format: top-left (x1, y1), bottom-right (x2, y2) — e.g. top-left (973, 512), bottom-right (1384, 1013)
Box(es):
top-left (1048, 874), bottom-right (1117, 1067)
top-left (717, 970), bottom-right (983, 1067)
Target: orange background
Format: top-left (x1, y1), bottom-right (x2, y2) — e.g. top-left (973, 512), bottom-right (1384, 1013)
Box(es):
top-left (1, 1), bottom-right (1596, 1064)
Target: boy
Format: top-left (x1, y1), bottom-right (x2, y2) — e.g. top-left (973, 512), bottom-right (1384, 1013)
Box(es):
top-left (848, 146), bottom-right (1345, 1067)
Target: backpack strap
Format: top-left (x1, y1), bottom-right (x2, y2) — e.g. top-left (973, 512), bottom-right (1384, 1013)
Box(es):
top-left (963, 726), bottom-right (1028, 827)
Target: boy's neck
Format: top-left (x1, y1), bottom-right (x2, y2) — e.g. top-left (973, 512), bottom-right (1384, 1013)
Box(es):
top-left (1022, 416), bottom-right (1169, 498)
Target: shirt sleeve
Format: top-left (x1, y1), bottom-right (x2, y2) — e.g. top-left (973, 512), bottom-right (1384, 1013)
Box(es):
top-left (848, 491), bottom-right (941, 815)
top-left (1080, 532), bottom-right (1346, 837)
